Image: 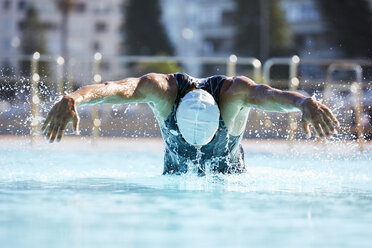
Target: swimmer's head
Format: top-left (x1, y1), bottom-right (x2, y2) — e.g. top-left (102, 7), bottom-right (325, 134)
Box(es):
top-left (176, 89), bottom-right (220, 147)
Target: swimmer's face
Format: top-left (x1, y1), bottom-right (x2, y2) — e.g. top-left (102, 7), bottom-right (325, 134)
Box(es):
top-left (176, 89), bottom-right (220, 147)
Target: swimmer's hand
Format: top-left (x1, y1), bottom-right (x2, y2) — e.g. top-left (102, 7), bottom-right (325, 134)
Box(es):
top-left (300, 98), bottom-right (339, 138)
top-left (42, 96), bottom-right (80, 143)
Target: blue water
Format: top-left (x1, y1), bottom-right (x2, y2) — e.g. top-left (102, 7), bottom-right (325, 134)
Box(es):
top-left (0, 143), bottom-right (372, 248)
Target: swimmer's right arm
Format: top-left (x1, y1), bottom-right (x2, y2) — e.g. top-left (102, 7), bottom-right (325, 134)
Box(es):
top-left (42, 73), bottom-right (176, 142)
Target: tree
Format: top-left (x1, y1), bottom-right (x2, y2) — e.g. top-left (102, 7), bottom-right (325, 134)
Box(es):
top-left (19, 5), bottom-right (49, 77)
top-left (19, 5), bottom-right (50, 99)
top-left (55, 0), bottom-right (76, 91)
top-left (315, 0), bottom-right (372, 59)
top-left (121, 0), bottom-right (174, 55)
top-left (269, 0), bottom-right (292, 56)
top-left (233, 0), bottom-right (260, 58)
top-left (233, 0), bottom-right (292, 60)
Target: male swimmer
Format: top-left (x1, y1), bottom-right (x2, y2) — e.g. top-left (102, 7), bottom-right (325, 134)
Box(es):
top-left (42, 73), bottom-right (339, 174)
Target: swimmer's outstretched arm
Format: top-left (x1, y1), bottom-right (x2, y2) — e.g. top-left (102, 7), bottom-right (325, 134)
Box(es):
top-left (42, 73), bottom-right (176, 142)
top-left (223, 76), bottom-right (339, 138)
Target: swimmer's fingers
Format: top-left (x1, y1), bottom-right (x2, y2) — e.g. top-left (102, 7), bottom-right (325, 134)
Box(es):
top-left (55, 117), bottom-right (70, 142)
top-left (56, 126), bottom-right (65, 142)
top-left (321, 119), bottom-right (332, 137)
top-left (43, 96), bottom-right (79, 142)
top-left (41, 102), bottom-right (60, 133)
top-left (72, 113), bottom-right (80, 135)
top-left (46, 117), bottom-right (61, 143)
top-left (320, 113), bottom-right (336, 137)
top-left (309, 113), bottom-right (332, 138)
top-left (302, 116), bottom-right (327, 138)
top-left (41, 112), bottom-right (53, 133)
top-left (302, 120), bottom-right (311, 138)
top-left (51, 111), bottom-right (79, 142)
top-left (313, 105), bottom-right (339, 138)
top-left (317, 116), bottom-right (331, 137)
top-left (301, 98), bottom-right (339, 138)
top-left (45, 120), bottom-right (56, 141)
top-left (321, 106), bottom-right (340, 132)
top-left (313, 121), bottom-right (326, 138)
top-left (49, 125), bottom-right (60, 143)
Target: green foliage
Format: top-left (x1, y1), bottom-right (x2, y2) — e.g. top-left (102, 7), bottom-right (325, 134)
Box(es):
top-left (269, 0), bottom-right (292, 56)
top-left (315, 0), bottom-right (372, 58)
top-left (139, 61), bottom-right (183, 75)
top-left (121, 0), bottom-right (174, 55)
top-left (20, 5), bottom-right (47, 55)
top-left (233, 0), bottom-right (293, 59)
top-left (129, 53), bottom-right (183, 76)
top-left (233, 0), bottom-right (260, 58)
top-left (19, 5), bottom-right (49, 77)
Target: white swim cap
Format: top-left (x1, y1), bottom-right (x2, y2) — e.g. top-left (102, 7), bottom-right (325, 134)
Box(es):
top-left (176, 89), bottom-right (220, 146)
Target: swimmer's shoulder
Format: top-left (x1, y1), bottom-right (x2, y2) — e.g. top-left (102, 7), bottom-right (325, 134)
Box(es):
top-left (219, 76), bottom-right (256, 99)
top-left (138, 73), bottom-right (178, 97)
top-left (139, 73), bottom-right (178, 121)
top-left (219, 76), bottom-right (234, 98)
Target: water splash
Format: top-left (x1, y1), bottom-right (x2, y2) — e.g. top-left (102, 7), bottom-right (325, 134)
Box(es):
top-left (195, 147), bottom-right (205, 175)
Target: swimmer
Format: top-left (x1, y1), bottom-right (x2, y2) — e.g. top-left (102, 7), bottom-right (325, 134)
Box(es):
top-left (42, 73), bottom-right (339, 174)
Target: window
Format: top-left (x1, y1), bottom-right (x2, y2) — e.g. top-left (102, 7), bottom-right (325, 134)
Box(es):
top-left (1, 19), bottom-right (11, 30)
top-left (198, 7), bottom-right (221, 26)
top-left (43, 21), bottom-right (58, 31)
top-left (284, 2), bottom-right (319, 23)
top-left (74, 2), bottom-right (86, 12)
top-left (18, 21), bottom-right (25, 30)
top-left (101, 62), bottom-right (110, 71)
top-left (222, 11), bottom-right (234, 26)
top-left (204, 38), bottom-right (226, 53)
top-left (38, 2), bottom-right (54, 13)
top-left (92, 41), bottom-right (100, 51)
top-left (93, 3), bottom-right (111, 14)
top-left (95, 22), bottom-right (107, 32)
top-left (3, 0), bottom-right (11, 10)
top-left (18, 0), bottom-right (26, 11)
top-left (2, 39), bottom-right (11, 50)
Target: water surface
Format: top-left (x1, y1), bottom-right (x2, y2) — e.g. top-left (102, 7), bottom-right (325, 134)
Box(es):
top-left (0, 142), bottom-right (371, 248)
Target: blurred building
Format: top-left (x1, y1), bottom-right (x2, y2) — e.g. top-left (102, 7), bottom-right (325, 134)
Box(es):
top-left (1, 0), bottom-right (372, 81)
top-left (0, 0), bottom-right (236, 79)
top-left (163, 0), bottom-right (372, 75)
top-left (161, 0), bottom-right (235, 76)
top-left (162, 0), bottom-right (352, 60)
top-left (161, 0), bottom-right (333, 76)
top-left (282, 0), bottom-right (340, 58)
top-left (0, 0), bottom-right (125, 83)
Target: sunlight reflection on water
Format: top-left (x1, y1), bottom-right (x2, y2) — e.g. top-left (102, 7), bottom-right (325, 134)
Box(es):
top-left (0, 144), bottom-right (371, 248)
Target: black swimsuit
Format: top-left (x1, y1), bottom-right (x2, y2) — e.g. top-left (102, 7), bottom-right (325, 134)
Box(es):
top-left (160, 73), bottom-right (246, 175)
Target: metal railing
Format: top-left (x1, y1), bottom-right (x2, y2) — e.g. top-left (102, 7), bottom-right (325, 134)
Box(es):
top-left (263, 56), bottom-right (371, 150)
top-left (0, 53), bottom-right (71, 144)
top-left (86, 54), bottom-right (262, 142)
top-left (30, 52), bottom-right (40, 145)
top-left (0, 53), bottom-right (261, 143)
top-left (0, 53), bottom-right (369, 149)
top-left (324, 63), bottom-right (365, 150)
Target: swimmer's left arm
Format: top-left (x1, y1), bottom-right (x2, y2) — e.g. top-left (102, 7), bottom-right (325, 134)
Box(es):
top-left (230, 76), bottom-right (339, 138)
top-left (41, 77), bottom-right (144, 143)
top-left (42, 73), bottom-right (175, 142)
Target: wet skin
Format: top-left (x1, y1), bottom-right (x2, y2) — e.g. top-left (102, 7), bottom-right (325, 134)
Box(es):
top-left (42, 73), bottom-right (339, 143)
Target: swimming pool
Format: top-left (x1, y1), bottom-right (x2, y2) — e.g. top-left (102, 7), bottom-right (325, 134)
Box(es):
top-left (0, 138), bottom-right (371, 248)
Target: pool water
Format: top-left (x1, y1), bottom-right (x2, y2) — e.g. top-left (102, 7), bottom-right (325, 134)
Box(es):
top-left (0, 140), bottom-right (371, 248)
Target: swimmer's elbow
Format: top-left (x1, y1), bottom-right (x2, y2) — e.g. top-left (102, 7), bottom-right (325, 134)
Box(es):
top-left (244, 85), bottom-right (274, 106)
